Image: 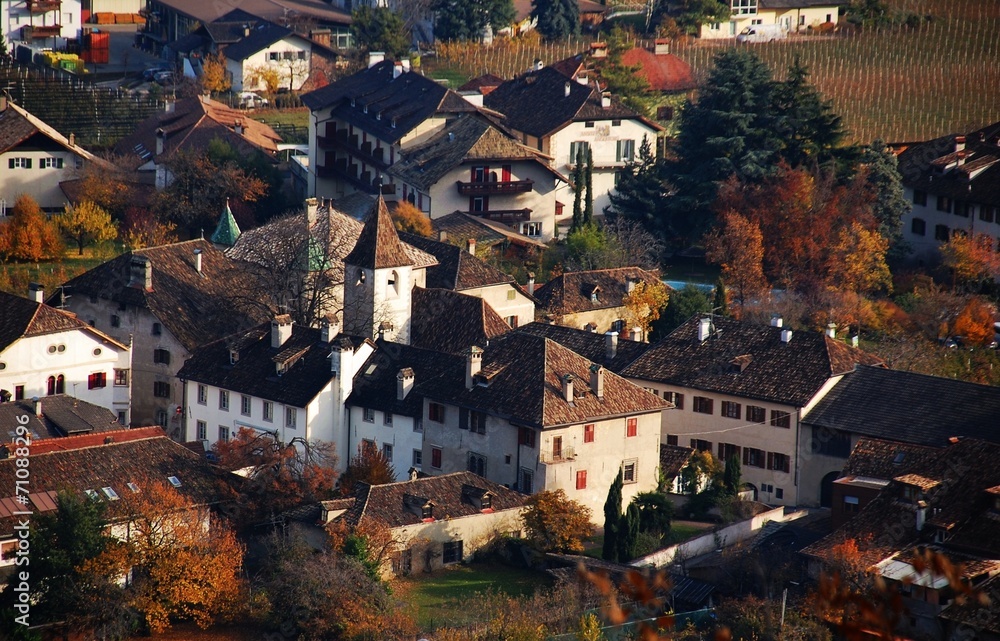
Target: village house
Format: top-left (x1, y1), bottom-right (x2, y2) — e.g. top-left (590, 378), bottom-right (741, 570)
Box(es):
top-left (897, 121), bottom-right (1000, 264)
top-left (0, 288), bottom-right (131, 424)
top-left (389, 116), bottom-right (569, 241)
top-left (0, 0), bottom-right (81, 50)
top-left (51, 239), bottom-right (272, 431)
top-left (482, 65), bottom-right (663, 225)
top-left (0, 395), bottom-right (124, 444)
top-left (417, 332), bottom-right (669, 520)
top-left (0, 96), bottom-right (103, 213)
top-left (533, 266), bottom-right (663, 336)
top-left (620, 315), bottom-right (882, 507)
top-left (409, 287), bottom-right (512, 356)
top-left (430, 211), bottom-right (549, 261)
top-left (699, 0), bottom-right (843, 39)
top-left (319, 472), bottom-right (527, 576)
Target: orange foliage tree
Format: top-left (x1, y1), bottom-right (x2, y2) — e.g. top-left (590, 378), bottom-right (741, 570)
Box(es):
top-left (0, 194), bottom-right (64, 261)
top-left (391, 200), bottom-right (432, 237)
top-left (522, 489), bottom-right (594, 553)
top-left (338, 440), bottom-right (396, 497)
top-left (828, 222), bottom-right (892, 296)
top-left (704, 210), bottom-right (769, 313)
top-left (952, 296), bottom-right (995, 346)
top-left (940, 232), bottom-right (1000, 292)
top-left (120, 206), bottom-right (178, 249)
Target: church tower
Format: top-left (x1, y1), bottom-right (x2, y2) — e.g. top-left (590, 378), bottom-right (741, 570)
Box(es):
top-left (342, 196), bottom-right (414, 343)
top-left (210, 199), bottom-right (242, 249)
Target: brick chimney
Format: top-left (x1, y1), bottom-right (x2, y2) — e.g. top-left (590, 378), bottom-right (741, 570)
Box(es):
top-left (562, 373), bottom-right (575, 403)
top-left (465, 346), bottom-right (483, 390)
top-left (129, 255), bottom-right (153, 291)
top-left (397, 367), bottom-right (414, 400)
top-left (589, 364), bottom-right (604, 399)
top-left (271, 314), bottom-right (293, 348)
top-left (28, 282), bottom-right (44, 304)
top-left (605, 331), bottom-right (618, 360)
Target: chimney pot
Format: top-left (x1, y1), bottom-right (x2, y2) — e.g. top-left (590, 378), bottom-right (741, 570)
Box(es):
top-left (397, 367), bottom-right (415, 400)
top-left (69, 132), bottom-right (75, 147)
top-left (562, 373), bottom-right (575, 403)
top-left (33, 396), bottom-right (42, 417)
top-left (601, 92), bottom-right (611, 108)
top-left (526, 272), bottom-right (535, 297)
top-left (654, 38), bottom-right (670, 55)
top-left (781, 329), bottom-right (793, 344)
top-left (466, 238), bottom-right (476, 255)
top-left (438, 230), bottom-right (448, 242)
top-left (401, 58), bottom-right (411, 73)
top-left (770, 314), bottom-right (783, 328)
top-left (465, 346), bottom-right (483, 390)
top-left (605, 331), bottom-right (618, 361)
top-left (826, 322), bottom-right (837, 339)
top-left (576, 73), bottom-right (588, 86)
top-left (305, 197), bottom-right (319, 225)
top-left (697, 317), bottom-right (712, 342)
top-left (271, 314), bottom-right (293, 349)
top-left (564, 81), bottom-right (571, 98)
top-left (129, 255), bottom-right (153, 291)
top-left (393, 62), bottom-right (403, 79)
top-left (589, 363), bottom-right (604, 399)
top-left (193, 248), bottom-right (203, 274)
top-left (378, 320), bottom-right (393, 341)
top-left (630, 326), bottom-right (642, 342)
top-left (321, 314), bottom-right (340, 343)
top-left (155, 127), bottom-right (165, 155)
top-left (28, 282), bottom-right (44, 304)
top-left (955, 135), bottom-right (966, 152)
top-left (368, 51), bottom-right (385, 69)
top-left (533, 58), bottom-right (543, 71)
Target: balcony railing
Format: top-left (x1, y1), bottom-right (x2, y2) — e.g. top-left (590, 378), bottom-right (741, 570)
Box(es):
top-left (21, 24), bottom-right (61, 39)
top-left (25, 0), bottom-right (61, 13)
top-left (317, 128), bottom-right (389, 170)
top-left (315, 160), bottom-right (382, 195)
top-left (456, 179), bottom-right (534, 196)
top-left (540, 446), bottom-right (576, 464)
top-left (465, 208), bottom-right (532, 224)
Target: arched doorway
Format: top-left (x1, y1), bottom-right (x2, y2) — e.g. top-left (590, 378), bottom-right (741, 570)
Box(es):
top-left (743, 482), bottom-right (758, 502)
top-left (820, 471), bottom-right (840, 508)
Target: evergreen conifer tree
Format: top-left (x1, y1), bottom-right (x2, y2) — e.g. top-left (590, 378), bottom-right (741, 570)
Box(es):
top-left (572, 146), bottom-right (585, 232)
top-left (713, 276), bottom-right (728, 316)
top-left (617, 502), bottom-right (641, 562)
top-left (583, 147), bottom-right (594, 226)
top-left (531, 0), bottom-right (580, 40)
top-left (602, 468), bottom-right (623, 561)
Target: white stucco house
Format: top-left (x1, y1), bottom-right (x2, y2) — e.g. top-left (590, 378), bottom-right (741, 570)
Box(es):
top-left (1, 0), bottom-right (81, 51)
top-left (223, 22), bottom-right (314, 92)
top-left (699, 0), bottom-right (843, 39)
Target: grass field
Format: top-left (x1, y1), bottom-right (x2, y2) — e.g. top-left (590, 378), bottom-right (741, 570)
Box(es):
top-left (0, 245), bottom-right (120, 297)
top-left (395, 563), bottom-right (552, 629)
top-left (427, 0), bottom-right (1000, 143)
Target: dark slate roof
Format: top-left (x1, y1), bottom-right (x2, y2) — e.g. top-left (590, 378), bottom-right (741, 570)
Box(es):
top-left (939, 574), bottom-right (1000, 635)
top-left (513, 322), bottom-right (651, 373)
top-left (54, 240), bottom-right (271, 352)
top-left (839, 437), bottom-right (943, 480)
top-left (346, 339), bottom-right (461, 418)
top-left (410, 287), bottom-right (511, 355)
top-left (534, 267), bottom-right (663, 316)
top-left (897, 122), bottom-right (1000, 207)
top-left (0, 431), bottom-right (225, 537)
top-left (223, 21), bottom-right (295, 61)
top-left (301, 60), bottom-right (478, 144)
top-left (204, 19), bottom-right (258, 45)
top-left (621, 316), bottom-right (884, 408)
top-left (0, 290), bottom-right (127, 354)
top-left (418, 332), bottom-right (669, 429)
top-left (431, 212), bottom-right (548, 249)
top-left (147, 0), bottom-right (351, 27)
top-left (389, 115), bottom-right (561, 191)
top-left (760, 0), bottom-right (845, 8)
top-left (177, 321), bottom-right (369, 407)
top-left (344, 196), bottom-right (415, 270)
top-left (660, 444), bottom-right (694, 480)
top-left (458, 73), bottom-right (504, 93)
top-left (0, 396), bottom-right (121, 441)
top-left (484, 66), bottom-right (656, 138)
top-left (336, 471), bottom-right (526, 529)
top-left (399, 232), bottom-right (514, 290)
top-left (802, 365), bottom-right (1000, 447)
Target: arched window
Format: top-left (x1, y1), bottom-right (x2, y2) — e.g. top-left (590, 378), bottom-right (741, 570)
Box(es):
top-left (388, 270), bottom-right (399, 297)
top-left (56, 375), bottom-right (65, 394)
top-left (47, 376), bottom-right (56, 396)
top-left (356, 268), bottom-right (366, 286)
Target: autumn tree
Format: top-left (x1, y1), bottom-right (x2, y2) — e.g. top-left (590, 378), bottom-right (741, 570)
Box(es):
top-left (704, 210), bottom-right (769, 313)
top-left (200, 52), bottom-right (231, 94)
top-left (602, 468), bottom-right (623, 561)
top-left (0, 194), bottom-right (64, 261)
top-left (940, 232), bottom-right (1000, 292)
top-left (120, 206), bottom-right (178, 249)
top-left (522, 489), bottom-right (594, 553)
top-left (57, 200), bottom-right (118, 255)
top-left (828, 221), bottom-right (892, 296)
top-left (245, 64), bottom-right (282, 95)
top-left (339, 441), bottom-right (396, 496)
top-left (952, 297), bottom-right (994, 346)
top-left (350, 6), bottom-right (410, 58)
top-left (213, 428), bottom-right (339, 528)
top-left (391, 200), bottom-right (432, 237)
top-left (72, 155), bottom-right (135, 219)
top-left (622, 280), bottom-right (670, 342)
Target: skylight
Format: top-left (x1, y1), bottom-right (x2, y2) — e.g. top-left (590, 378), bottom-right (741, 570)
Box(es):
top-left (893, 452), bottom-right (906, 465)
top-left (167, 476), bottom-right (182, 488)
top-left (127, 482), bottom-right (141, 493)
top-left (84, 489), bottom-right (100, 501)
top-left (102, 487), bottom-right (120, 501)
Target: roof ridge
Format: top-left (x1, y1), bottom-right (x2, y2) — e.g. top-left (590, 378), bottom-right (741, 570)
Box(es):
top-left (27, 427), bottom-right (167, 455)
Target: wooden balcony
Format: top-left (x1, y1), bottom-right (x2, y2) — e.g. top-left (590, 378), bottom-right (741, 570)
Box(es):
top-left (25, 0), bottom-right (61, 13)
top-left (315, 160), bottom-right (381, 195)
top-left (317, 128), bottom-right (389, 170)
top-left (456, 179), bottom-right (534, 196)
top-left (21, 24), bottom-right (61, 39)
top-left (466, 209), bottom-right (532, 224)
top-left (540, 445), bottom-right (576, 464)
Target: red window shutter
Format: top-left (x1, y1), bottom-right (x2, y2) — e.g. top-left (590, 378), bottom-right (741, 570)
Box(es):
top-left (627, 418), bottom-right (637, 437)
top-left (584, 424), bottom-right (594, 443)
top-left (502, 165), bottom-right (511, 182)
top-left (576, 470), bottom-right (587, 490)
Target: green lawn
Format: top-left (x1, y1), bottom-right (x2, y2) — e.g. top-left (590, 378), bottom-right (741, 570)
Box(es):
top-left (424, 67), bottom-right (470, 89)
top-left (0, 244), bottom-right (119, 296)
top-left (396, 563), bottom-right (551, 629)
top-left (254, 108), bottom-right (309, 129)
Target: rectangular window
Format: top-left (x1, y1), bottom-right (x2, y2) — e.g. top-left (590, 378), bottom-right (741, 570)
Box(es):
top-left (664, 392), bottom-right (684, 409)
top-left (980, 206), bottom-right (995, 223)
top-left (428, 402), bottom-right (445, 423)
top-left (219, 425), bottom-right (230, 443)
top-left (87, 372), bottom-right (107, 389)
top-left (616, 139), bottom-right (635, 163)
top-left (383, 443), bottom-right (393, 462)
top-left (241, 395), bottom-right (251, 416)
top-left (576, 470), bottom-right (587, 490)
top-left (743, 447), bottom-right (765, 468)
top-left (747, 405), bottom-right (765, 423)
top-left (263, 401), bottom-right (273, 422)
top-left (690, 439), bottom-right (712, 452)
top-left (844, 495), bottom-right (859, 513)
top-left (412, 449), bottom-right (422, 467)
top-left (569, 141), bottom-right (590, 164)
top-left (197, 384), bottom-right (207, 404)
top-left (693, 396), bottom-right (714, 414)
top-left (721, 401), bottom-right (741, 419)
top-left (913, 190), bottom-right (927, 206)
top-left (153, 348), bottom-right (170, 365)
top-left (462, 410), bottom-right (486, 434)
top-left (196, 420), bottom-right (207, 441)
top-left (519, 468), bottom-right (534, 493)
top-left (767, 452), bottom-right (791, 473)
top-left (40, 157), bottom-right (64, 169)
top-left (775, 488), bottom-right (784, 499)
top-left (442, 540), bottom-right (463, 565)
top-left (552, 436), bottom-right (563, 460)
top-left (954, 201), bottom-right (970, 217)
top-left (431, 446), bottom-right (442, 469)
top-left (585, 121), bottom-right (595, 128)
top-left (911, 218), bottom-right (926, 236)
top-left (622, 460), bottom-right (637, 484)
top-left (626, 417), bottom-right (637, 437)
top-left (384, 412), bottom-right (393, 426)
top-left (506, 315), bottom-right (519, 328)
top-left (363, 407), bottom-right (375, 422)
top-left (666, 434), bottom-right (678, 446)
top-left (770, 410), bottom-right (791, 428)
top-left (937, 195), bottom-right (952, 213)
top-left (584, 423), bottom-right (595, 443)
top-left (935, 224), bottom-right (950, 241)
top-left (219, 390), bottom-right (229, 411)
top-left (114, 369), bottom-right (129, 386)
top-left (153, 381), bottom-right (170, 398)
top-left (522, 222), bottom-right (542, 236)
top-left (8, 157), bottom-right (32, 169)
top-left (518, 427), bottom-right (536, 448)
top-left (718, 442), bottom-right (741, 462)
top-left (285, 407), bottom-right (296, 428)
top-left (151, 322), bottom-right (162, 335)
top-left (15, 385), bottom-right (24, 401)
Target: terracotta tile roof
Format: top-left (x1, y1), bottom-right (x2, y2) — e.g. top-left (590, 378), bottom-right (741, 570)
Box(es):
top-left (618, 47), bottom-right (695, 93)
top-left (177, 322), bottom-right (370, 407)
top-left (484, 67), bottom-right (658, 138)
top-left (0, 431), bottom-right (225, 537)
top-left (534, 267), bottom-right (663, 316)
top-left (399, 232), bottom-right (515, 290)
top-left (0, 100), bottom-right (100, 162)
top-left (112, 96), bottom-right (281, 169)
top-left (839, 437), bottom-right (943, 481)
top-left (458, 74), bottom-right (504, 93)
top-left (142, 0), bottom-right (350, 30)
top-left (0, 290), bottom-right (128, 354)
top-left (390, 115), bottom-right (562, 191)
top-left (660, 444), bottom-right (694, 480)
top-left (55, 239), bottom-right (271, 352)
top-left (939, 574), bottom-right (1000, 635)
top-left (419, 332), bottom-right (669, 429)
top-left (335, 471), bottom-right (526, 529)
top-left (513, 322), bottom-right (651, 373)
top-left (621, 316), bottom-right (883, 408)
top-left (898, 121), bottom-right (1000, 207)
top-left (347, 339), bottom-right (461, 418)
top-left (410, 287), bottom-right (511, 355)
top-left (430, 212), bottom-right (548, 249)
top-left (344, 196), bottom-right (417, 269)
top-left (28, 426), bottom-right (166, 454)
top-left (301, 60), bottom-right (478, 144)
top-left (0, 396), bottom-right (121, 442)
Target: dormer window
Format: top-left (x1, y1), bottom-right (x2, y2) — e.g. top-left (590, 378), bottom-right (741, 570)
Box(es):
top-left (481, 493), bottom-right (492, 510)
top-left (901, 485), bottom-right (920, 503)
top-left (230, 349), bottom-right (239, 365)
top-left (421, 504), bottom-right (433, 519)
top-left (591, 291), bottom-right (599, 302)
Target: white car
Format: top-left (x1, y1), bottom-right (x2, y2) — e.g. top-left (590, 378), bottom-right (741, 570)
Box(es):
top-left (238, 92), bottom-right (269, 109)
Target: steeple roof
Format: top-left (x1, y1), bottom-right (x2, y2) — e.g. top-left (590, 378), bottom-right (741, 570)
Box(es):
top-left (343, 196), bottom-right (414, 269)
top-left (211, 199), bottom-right (242, 247)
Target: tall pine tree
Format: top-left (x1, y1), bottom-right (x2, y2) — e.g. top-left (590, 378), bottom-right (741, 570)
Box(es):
top-left (773, 58), bottom-right (851, 174)
top-left (861, 138), bottom-right (910, 258)
top-left (602, 468), bottom-right (624, 561)
top-left (531, 0), bottom-right (579, 40)
top-left (713, 275), bottom-right (728, 316)
top-left (617, 502), bottom-right (641, 562)
top-left (572, 146), bottom-right (585, 232)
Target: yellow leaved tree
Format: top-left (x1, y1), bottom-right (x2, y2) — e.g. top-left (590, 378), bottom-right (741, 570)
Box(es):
top-left (200, 52), bottom-right (231, 95)
top-left (623, 280), bottom-right (670, 342)
top-left (57, 200), bottom-right (117, 255)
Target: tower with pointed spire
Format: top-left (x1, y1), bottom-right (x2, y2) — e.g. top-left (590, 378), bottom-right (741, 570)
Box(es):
top-left (211, 199), bottom-right (242, 248)
top-left (342, 196), bottom-right (414, 344)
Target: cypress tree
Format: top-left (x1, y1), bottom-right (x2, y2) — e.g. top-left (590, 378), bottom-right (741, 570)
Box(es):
top-left (602, 468), bottom-right (623, 561)
top-left (724, 455), bottom-right (742, 496)
top-left (583, 147), bottom-right (594, 226)
top-left (617, 502), bottom-right (640, 562)
top-left (572, 146), bottom-right (585, 232)
top-left (713, 276), bottom-right (728, 317)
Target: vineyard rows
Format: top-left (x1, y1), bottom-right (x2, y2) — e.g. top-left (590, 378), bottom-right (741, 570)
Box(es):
top-left (431, 0), bottom-right (1000, 143)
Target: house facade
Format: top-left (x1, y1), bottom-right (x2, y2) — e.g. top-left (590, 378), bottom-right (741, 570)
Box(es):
top-left (699, 0), bottom-right (842, 39)
top-left (223, 24), bottom-right (314, 92)
top-left (0, 288), bottom-right (130, 424)
top-left (534, 267), bottom-right (664, 336)
top-left (1, 0), bottom-right (82, 50)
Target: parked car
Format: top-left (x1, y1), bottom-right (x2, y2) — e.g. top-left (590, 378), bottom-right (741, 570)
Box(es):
top-left (736, 24), bottom-right (788, 43)
top-left (238, 92), bottom-right (269, 109)
top-left (142, 65), bottom-right (170, 82)
top-left (153, 70), bottom-right (175, 85)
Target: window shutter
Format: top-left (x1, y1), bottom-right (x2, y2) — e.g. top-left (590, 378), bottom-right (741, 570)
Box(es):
top-left (783, 456), bottom-right (790, 473)
top-left (615, 140), bottom-right (622, 162)
top-left (459, 407), bottom-right (469, 429)
top-left (718, 443), bottom-right (724, 459)
top-left (767, 452), bottom-right (774, 470)
top-left (743, 448), bottom-right (750, 466)
top-left (8, 159), bottom-right (13, 169)
top-left (25, 159), bottom-right (31, 169)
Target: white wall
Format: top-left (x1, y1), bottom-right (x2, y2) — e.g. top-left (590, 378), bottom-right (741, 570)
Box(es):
top-left (699, 4), bottom-right (840, 38)
top-left (0, 149), bottom-right (84, 211)
top-left (462, 283), bottom-right (535, 329)
top-left (1, 0), bottom-right (82, 48)
top-left (229, 36), bottom-right (312, 93)
top-left (901, 186), bottom-right (1000, 264)
top-left (348, 405), bottom-right (423, 481)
